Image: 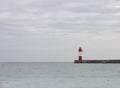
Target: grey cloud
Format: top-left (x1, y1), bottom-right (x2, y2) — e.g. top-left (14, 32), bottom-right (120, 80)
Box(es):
top-left (0, 0), bottom-right (120, 32)
top-left (0, 0), bottom-right (120, 61)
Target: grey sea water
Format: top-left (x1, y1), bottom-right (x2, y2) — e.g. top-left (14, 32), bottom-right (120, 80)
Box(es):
top-left (0, 62), bottom-right (120, 88)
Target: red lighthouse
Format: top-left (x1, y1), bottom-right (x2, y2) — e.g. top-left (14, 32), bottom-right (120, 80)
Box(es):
top-left (78, 47), bottom-right (83, 61)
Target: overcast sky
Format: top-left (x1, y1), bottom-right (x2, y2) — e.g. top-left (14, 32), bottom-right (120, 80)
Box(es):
top-left (0, 0), bottom-right (120, 62)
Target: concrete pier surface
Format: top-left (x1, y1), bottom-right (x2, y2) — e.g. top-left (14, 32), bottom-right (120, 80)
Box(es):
top-left (74, 60), bottom-right (120, 63)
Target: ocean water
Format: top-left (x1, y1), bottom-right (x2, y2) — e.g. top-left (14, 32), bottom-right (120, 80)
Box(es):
top-left (0, 62), bottom-right (120, 88)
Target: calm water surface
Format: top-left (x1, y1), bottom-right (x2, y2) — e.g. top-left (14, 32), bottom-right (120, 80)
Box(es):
top-left (0, 62), bottom-right (120, 88)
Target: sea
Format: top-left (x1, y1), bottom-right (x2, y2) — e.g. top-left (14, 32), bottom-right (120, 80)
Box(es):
top-left (0, 62), bottom-right (120, 88)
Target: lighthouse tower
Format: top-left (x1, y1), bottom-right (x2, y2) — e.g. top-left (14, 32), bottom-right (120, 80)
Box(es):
top-left (78, 47), bottom-right (83, 61)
